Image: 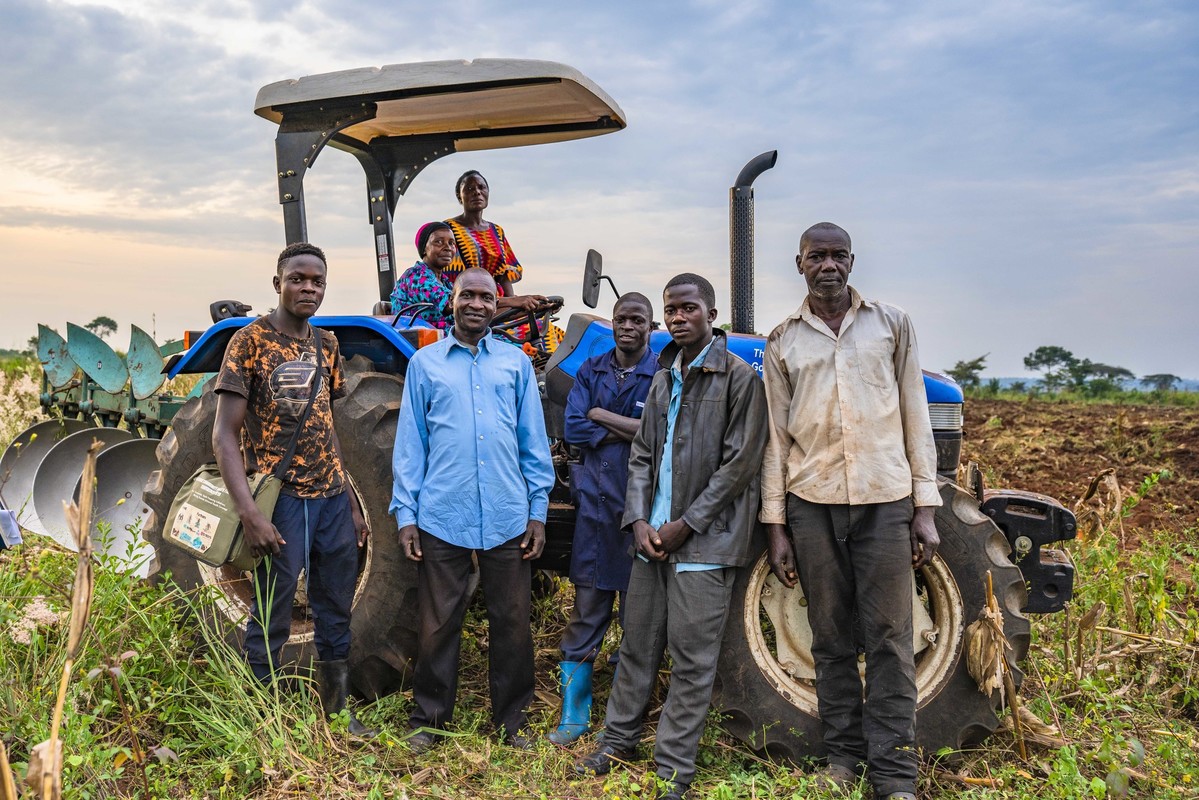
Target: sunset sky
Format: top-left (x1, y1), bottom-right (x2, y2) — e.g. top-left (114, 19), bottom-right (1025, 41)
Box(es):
top-left (1, 0), bottom-right (1196, 378)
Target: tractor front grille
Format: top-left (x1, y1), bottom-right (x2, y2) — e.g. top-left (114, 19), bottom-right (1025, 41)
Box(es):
top-left (927, 403), bottom-right (963, 431)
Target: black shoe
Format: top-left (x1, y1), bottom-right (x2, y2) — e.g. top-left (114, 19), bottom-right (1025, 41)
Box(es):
top-left (655, 783), bottom-right (690, 800)
top-left (574, 742), bottom-right (636, 775)
top-left (405, 729), bottom-right (438, 755)
top-left (315, 659), bottom-right (378, 739)
top-left (503, 731), bottom-right (536, 750)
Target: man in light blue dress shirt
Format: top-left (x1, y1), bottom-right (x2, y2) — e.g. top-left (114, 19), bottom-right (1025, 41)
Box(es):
top-left (391, 267), bottom-right (555, 752)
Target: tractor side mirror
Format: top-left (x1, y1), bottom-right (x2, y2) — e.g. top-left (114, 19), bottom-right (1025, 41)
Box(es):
top-left (582, 249), bottom-right (603, 309)
top-left (582, 249), bottom-right (620, 309)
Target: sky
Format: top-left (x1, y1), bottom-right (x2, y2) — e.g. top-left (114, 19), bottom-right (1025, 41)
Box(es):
top-left (0, 0), bottom-right (1196, 379)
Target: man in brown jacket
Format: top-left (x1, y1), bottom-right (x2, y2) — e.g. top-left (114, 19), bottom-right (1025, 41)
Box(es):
top-left (576, 273), bottom-right (768, 800)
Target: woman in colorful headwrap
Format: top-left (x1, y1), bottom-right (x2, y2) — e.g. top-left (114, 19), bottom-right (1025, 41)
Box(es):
top-left (389, 221), bottom-right (457, 329)
top-left (445, 170), bottom-right (550, 313)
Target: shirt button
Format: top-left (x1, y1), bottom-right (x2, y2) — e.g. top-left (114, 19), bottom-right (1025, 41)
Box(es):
top-left (479, 460), bottom-right (485, 465)
top-left (479, 435), bottom-right (484, 440)
top-left (602, 461), bottom-right (609, 467)
top-left (477, 409), bottom-right (482, 414)
top-left (475, 385), bottom-right (480, 390)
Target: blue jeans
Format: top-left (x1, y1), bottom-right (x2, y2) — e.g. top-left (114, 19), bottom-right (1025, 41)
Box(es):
top-left (244, 491), bottom-right (358, 681)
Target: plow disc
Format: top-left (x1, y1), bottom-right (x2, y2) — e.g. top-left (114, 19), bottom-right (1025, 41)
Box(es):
top-left (1, 323), bottom-right (187, 571)
top-left (82, 438), bottom-right (159, 576)
top-left (31, 427), bottom-right (132, 547)
top-left (0, 419), bottom-right (91, 527)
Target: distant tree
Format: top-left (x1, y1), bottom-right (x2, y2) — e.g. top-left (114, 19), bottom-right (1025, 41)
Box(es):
top-left (946, 354), bottom-right (988, 388)
top-left (1010, 381), bottom-right (1027, 394)
top-left (1087, 363), bottom-right (1135, 383)
top-left (983, 378), bottom-right (1001, 396)
top-left (85, 315), bottom-right (118, 340)
top-left (25, 335), bottom-right (38, 356)
top-left (1141, 373), bottom-right (1181, 392)
top-left (1024, 346), bottom-right (1077, 392)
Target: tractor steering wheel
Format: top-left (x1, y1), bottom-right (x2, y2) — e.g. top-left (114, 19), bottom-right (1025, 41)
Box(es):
top-left (490, 296), bottom-right (564, 348)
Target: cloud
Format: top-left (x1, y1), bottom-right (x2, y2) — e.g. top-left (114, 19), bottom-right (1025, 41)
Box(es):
top-left (1, 0), bottom-right (1198, 378)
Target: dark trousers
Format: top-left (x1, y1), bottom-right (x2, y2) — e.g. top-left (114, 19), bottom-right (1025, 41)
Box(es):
top-left (787, 494), bottom-right (918, 797)
top-left (410, 531), bottom-right (534, 737)
top-left (601, 560), bottom-right (735, 787)
top-left (560, 585), bottom-right (624, 663)
top-left (244, 491), bottom-right (358, 681)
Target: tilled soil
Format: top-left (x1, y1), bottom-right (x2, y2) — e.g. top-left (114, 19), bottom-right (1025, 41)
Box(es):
top-left (961, 398), bottom-right (1199, 539)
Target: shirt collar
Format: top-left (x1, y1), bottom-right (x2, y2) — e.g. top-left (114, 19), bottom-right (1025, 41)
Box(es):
top-left (792, 285), bottom-right (870, 321)
top-left (659, 327), bottom-right (729, 372)
top-left (667, 334), bottom-right (718, 377)
top-left (601, 345), bottom-right (657, 376)
top-left (444, 327), bottom-right (494, 356)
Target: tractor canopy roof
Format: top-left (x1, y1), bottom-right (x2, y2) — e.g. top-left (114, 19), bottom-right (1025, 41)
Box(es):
top-left (254, 58), bottom-right (626, 151)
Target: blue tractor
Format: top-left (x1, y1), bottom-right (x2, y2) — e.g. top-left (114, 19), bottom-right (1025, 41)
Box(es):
top-left (119, 59), bottom-right (1076, 760)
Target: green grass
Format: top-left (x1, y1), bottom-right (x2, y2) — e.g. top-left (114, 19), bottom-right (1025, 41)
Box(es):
top-left (1, 364), bottom-right (1196, 797)
top-left (3, 509), bottom-right (1197, 798)
top-left (966, 386), bottom-right (1199, 407)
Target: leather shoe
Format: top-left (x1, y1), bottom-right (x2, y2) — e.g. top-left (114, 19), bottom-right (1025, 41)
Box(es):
top-left (405, 729), bottom-right (438, 755)
top-left (574, 742), bottom-right (636, 775)
top-left (655, 781), bottom-right (690, 799)
top-left (812, 762), bottom-right (858, 791)
top-left (504, 731), bottom-right (536, 750)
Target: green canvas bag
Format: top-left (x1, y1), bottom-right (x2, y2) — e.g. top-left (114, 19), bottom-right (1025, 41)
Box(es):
top-left (163, 467), bottom-right (282, 571)
top-left (162, 329), bottom-right (324, 571)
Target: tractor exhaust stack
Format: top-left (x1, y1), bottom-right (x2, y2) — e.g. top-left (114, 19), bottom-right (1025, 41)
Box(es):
top-left (729, 150), bottom-right (777, 334)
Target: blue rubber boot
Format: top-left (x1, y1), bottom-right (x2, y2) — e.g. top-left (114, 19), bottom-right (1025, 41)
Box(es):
top-left (547, 660), bottom-right (593, 745)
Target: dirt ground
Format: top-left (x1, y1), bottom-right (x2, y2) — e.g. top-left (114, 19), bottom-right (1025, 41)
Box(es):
top-left (961, 398), bottom-right (1199, 540)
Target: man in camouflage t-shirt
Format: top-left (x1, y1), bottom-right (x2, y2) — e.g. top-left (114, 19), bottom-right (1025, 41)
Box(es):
top-left (213, 242), bottom-right (373, 736)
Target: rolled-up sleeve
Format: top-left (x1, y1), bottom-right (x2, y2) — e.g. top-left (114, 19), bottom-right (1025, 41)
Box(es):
top-left (759, 334), bottom-right (793, 524)
top-left (894, 315), bottom-right (942, 508)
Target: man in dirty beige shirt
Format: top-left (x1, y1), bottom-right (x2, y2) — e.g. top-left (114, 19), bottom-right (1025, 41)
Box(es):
top-left (761, 222), bottom-right (941, 800)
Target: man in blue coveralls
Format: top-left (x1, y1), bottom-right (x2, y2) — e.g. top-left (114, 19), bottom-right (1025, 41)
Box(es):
top-left (548, 292), bottom-right (659, 745)
top-left (391, 267), bottom-right (556, 752)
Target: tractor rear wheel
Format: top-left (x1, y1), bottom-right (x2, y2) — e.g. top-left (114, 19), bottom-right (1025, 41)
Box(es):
top-left (715, 481), bottom-right (1029, 761)
top-left (142, 357), bottom-right (414, 698)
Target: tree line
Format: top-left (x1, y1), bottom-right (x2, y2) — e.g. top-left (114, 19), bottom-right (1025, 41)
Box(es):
top-left (947, 349), bottom-right (1183, 396)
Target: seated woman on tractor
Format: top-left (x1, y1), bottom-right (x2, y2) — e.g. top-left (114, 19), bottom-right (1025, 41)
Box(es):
top-left (390, 222), bottom-right (456, 329)
top-left (444, 170), bottom-right (563, 351)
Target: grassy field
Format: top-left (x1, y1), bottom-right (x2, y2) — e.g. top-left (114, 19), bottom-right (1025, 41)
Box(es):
top-left (1, 372), bottom-right (1197, 798)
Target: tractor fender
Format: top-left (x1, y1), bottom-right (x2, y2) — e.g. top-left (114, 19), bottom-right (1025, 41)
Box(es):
top-left (165, 315), bottom-right (421, 377)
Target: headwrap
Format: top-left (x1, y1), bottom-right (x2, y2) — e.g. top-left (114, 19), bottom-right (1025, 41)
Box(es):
top-left (415, 221), bottom-right (452, 259)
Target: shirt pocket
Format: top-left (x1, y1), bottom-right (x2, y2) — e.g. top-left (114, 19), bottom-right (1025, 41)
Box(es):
top-left (853, 343), bottom-right (895, 390)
